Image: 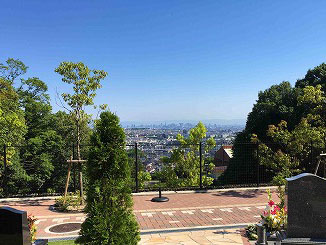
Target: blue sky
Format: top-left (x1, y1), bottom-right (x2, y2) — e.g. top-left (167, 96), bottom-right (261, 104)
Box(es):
top-left (1, 0), bottom-right (326, 122)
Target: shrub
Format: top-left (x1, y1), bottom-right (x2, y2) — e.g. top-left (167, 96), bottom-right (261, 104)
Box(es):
top-left (76, 111), bottom-right (140, 244)
top-left (138, 171), bottom-right (152, 188)
top-left (54, 191), bottom-right (84, 212)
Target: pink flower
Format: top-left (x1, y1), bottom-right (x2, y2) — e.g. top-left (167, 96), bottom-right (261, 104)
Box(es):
top-left (271, 209), bottom-right (277, 215)
top-left (263, 211), bottom-right (268, 216)
top-left (268, 200), bottom-right (275, 207)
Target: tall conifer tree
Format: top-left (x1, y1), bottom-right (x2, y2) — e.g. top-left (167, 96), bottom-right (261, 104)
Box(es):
top-left (76, 111), bottom-right (140, 244)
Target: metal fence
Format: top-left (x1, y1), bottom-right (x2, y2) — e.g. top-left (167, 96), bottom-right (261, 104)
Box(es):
top-left (0, 141), bottom-right (324, 197)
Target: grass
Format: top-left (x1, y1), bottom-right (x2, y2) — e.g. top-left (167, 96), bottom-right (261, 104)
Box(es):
top-left (48, 240), bottom-right (77, 245)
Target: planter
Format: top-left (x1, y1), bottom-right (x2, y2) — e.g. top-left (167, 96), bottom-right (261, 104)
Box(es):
top-left (256, 223), bottom-right (287, 245)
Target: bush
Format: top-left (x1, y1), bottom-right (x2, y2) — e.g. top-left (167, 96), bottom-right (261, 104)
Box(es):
top-left (54, 191), bottom-right (84, 212)
top-left (76, 111), bottom-right (140, 244)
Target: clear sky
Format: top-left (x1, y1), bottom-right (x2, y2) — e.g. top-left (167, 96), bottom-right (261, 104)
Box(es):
top-left (1, 0), bottom-right (326, 122)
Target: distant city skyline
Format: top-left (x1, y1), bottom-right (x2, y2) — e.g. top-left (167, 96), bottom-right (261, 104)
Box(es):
top-left (2, 1), bottom-right (326, 121)
top-left (120, 119), bottom-right (246, 127)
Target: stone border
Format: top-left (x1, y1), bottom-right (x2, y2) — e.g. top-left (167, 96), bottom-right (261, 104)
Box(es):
top-left (44, 222), bottom-right (82, 235)
top-left (0, 186), bottom-right (278, 202)
top-left (39, 235), bottom-right (79, 241)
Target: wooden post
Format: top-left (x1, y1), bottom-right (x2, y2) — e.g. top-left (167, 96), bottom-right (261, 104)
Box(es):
top-left (63, 158), bottom-right (87, 205)
top-left (63, 156), bottom-right (73, 204)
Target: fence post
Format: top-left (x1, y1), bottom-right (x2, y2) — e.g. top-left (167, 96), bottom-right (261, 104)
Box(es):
top-left (135, 142), bottom-right (139, 193)
top-left (199, 142), bottom-right (203, 189)
top-left (3, 144), bottom-right (7, 196)
top-left (257, 142), bottom-right (260, 187)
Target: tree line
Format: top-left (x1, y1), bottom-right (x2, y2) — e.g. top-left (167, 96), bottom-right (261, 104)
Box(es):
top-left (0, 58), bottom-right (107, 196)
top-left (2, 57), bottom-right (326, 195)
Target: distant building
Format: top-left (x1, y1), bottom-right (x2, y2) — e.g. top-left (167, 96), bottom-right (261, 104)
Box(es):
top-left (210, 145), bottom-right (233, 179)
top-left (214, 145), bottom-right (233, 167)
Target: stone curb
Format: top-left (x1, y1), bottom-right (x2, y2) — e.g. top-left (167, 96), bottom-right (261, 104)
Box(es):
top-left (41, 223), bottom-right (251, 241)
top-left (0, 186), bottom-right (278, 202)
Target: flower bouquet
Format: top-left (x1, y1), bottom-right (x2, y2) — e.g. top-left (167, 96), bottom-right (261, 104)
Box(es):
top-left (28, 214), bottom-right (37, 243)
top-left (260, 189), bottom-right (287, 234)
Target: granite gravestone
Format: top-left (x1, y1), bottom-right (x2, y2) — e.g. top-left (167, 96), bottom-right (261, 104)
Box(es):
top-left (0, 206), bottom-right (31, 245)
top-left (283, 173), bottom-right (326, 243)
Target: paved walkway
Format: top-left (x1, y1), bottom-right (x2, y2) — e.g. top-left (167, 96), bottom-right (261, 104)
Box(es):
top-left (0, 188), bottom-right (278, 244)
top-left (139, 229), bottom-right (250, 245)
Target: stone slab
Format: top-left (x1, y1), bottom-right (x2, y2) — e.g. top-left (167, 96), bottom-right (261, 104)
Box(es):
top-left (286, 173), bottom-right (326, 239)
top-left (0, 206), bottom-right (30, 245)
top-left (281, 237), bottom-right (326, 244)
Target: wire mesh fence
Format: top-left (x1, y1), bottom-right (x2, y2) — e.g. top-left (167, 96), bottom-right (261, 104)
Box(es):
top-left (0, 141), bottom-right (324, 198)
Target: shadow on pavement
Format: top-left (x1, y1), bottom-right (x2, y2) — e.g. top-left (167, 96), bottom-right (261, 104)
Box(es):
top-left (212, 190), bottom-right (264, 198)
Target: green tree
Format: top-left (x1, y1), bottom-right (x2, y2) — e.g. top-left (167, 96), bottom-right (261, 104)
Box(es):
top-left (0, 78), bottom-right (26, 149)
top-left (224, 63), bottom-right (326, 186)
top-left (258, 85), bottom-right (326, 185)
top-left (15, 76), bottom-right (63, 193)
top-left (48, 110), bottom-right (92, 193)
top-left (220, 82), bottom-right (300, 185)
top-left (55, 61), bottom-right (108, 198)
top-left (295, 63), bottom-right (326, 92)
top-left (158, 122), bottom-right (216, 188)
top-left (55, 61), bottom-right (108, 160)
top-left (48, 111), bottom-right (77, 192)
top-left (0, 58), bottom-right (28, 83)
top-left (77, 111), bottom-right (140, 244)
top-left (246, 81), bottom-right (300, 139)
top-left (17, 77), bottom-right (52, 139)
top-left (0, 64), bottom-right (27, 195)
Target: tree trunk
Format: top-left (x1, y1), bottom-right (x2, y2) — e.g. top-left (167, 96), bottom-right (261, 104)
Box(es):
top-left (76, 110), bottom-right (84, 204)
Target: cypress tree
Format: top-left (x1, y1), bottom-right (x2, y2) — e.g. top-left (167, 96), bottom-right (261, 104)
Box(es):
top-left (76, 111), bottom-right (140, 244)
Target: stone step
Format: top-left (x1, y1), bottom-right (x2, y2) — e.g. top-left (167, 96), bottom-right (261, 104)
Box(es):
top-left (281, 238), bottom-right (326, 245)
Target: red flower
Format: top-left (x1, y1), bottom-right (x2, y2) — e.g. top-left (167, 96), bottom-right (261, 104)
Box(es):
top-left (271, 205), bottom-right (280, 215)
top-left (268, 200), bottom-right (275, 207)
top-left (274, 206), bottom-right (280, 212)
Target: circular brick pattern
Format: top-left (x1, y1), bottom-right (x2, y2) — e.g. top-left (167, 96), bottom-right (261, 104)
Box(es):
top-left (48, 222), bottom-right (81, 233)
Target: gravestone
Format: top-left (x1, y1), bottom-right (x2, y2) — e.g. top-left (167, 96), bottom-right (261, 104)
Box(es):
top-left (0, 206), bottom-right (31, 245)
top-left (281, 173), bottom-right (326, 244)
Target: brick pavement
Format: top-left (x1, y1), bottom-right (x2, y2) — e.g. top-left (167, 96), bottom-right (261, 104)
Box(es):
top-left (0, 188), bottom-right (278, 243)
